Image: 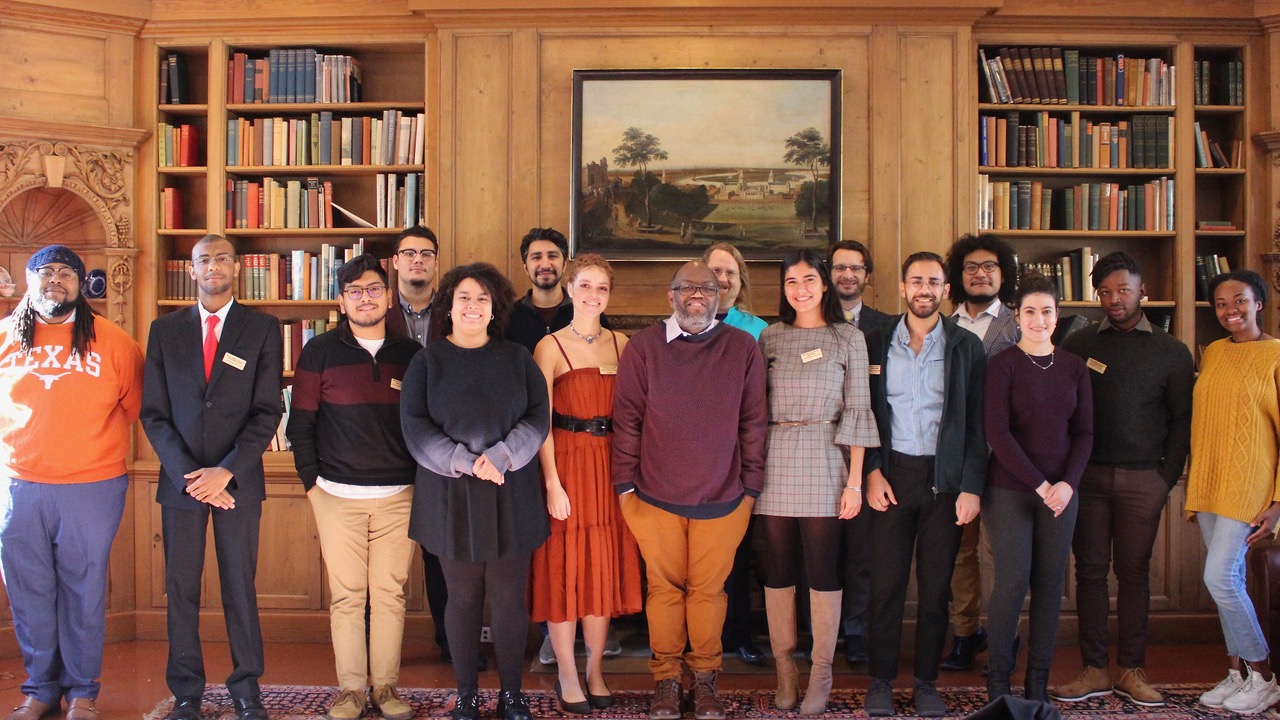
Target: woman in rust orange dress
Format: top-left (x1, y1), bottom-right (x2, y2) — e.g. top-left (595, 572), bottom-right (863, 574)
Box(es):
top-left (530, 253), bottom-right (642, 714)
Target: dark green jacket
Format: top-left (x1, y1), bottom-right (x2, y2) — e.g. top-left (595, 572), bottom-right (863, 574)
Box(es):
top-left (864, 314), bottom-right (988, 496)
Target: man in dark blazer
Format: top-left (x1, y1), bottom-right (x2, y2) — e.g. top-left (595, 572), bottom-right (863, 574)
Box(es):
top-left (826, 239), bottom-right (889, 665)
top-left (141, 234), bottom-right (283, 720)
top-left (940, 233), bottom-right (1021, 673)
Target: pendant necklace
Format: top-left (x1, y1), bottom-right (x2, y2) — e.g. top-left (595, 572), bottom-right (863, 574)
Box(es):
top-left (569, 322), bottom-right (603, 344)
top-left (1022, 350), bottom-right (1054, 370)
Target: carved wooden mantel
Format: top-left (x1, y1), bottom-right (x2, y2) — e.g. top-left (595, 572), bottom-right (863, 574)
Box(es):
top-left (0, 118), bottom-right (148, 333)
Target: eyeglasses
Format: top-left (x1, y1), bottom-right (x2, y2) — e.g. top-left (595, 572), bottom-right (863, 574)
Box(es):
top-left (905, 278), bottom-right (946, 290)
top-left (672, 283), bottom-right (719, 298)
top-left (342, 284), bottom-right (387, 300)
top-left (963, 261), bottom-right (1000, 275)
top-left (831, 264), bottom-right (866, 274)
top-left (398, 248), bottom-right (436, 260)
top-left (35, 267), bottom-right (78, 282)
top-left (194, 254), bottom-right (235, 269)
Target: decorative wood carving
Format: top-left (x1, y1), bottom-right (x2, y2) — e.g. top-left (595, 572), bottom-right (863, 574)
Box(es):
top-left (0, 139), bottom-right (138, 332)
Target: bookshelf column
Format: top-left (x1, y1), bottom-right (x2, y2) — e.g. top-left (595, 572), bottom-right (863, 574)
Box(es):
top-left (1255, 129), bottom-right (1280, 337)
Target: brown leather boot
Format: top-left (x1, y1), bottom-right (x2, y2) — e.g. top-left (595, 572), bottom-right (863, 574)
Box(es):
top-left (65, 699), bottom-right (97, 720)
top-left (649, 678), bottom-right (682, 720)
top-left (765, 586), bottom-right (799, 710)
top-left (4, 697), bottom-right (54, 720)
top-left (800, 589), bottom-right (842, 715)
top-left (691, 671), bottom-right (726, 720)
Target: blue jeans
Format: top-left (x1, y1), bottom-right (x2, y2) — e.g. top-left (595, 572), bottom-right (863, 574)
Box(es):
top-left (0, 475), bottom-right (128, 704)
top-left (1199, 511), bottom-right (1270, 662)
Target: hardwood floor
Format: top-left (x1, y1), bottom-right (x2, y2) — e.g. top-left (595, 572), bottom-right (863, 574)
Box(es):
top-left (0, 631), bottom-right (1231, 718)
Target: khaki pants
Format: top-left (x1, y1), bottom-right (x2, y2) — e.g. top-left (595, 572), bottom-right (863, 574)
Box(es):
top-left (620, 494), bottom-right (751, 680)
top-left (309, 486), bottom-right (415, 690)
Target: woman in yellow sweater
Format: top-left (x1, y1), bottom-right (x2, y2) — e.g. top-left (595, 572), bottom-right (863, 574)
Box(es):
top-left (1187, 269), bottom-right (1280, 715)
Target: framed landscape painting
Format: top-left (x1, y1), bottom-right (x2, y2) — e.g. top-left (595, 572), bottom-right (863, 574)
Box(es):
top-left (571, 68), bottom-right (842, 260)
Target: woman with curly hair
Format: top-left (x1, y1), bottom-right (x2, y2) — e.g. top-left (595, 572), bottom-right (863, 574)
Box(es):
top-left (401, 263), bottom-right (551, 720)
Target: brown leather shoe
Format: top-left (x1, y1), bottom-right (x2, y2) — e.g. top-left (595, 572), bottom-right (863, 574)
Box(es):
top-left (4, 697), bottom-right (55, 720)
top-left (65, 699), bottom-right (98, 720)
top-left (649, 679), bottom-right (682, 720)
top-left (691, 671), bottom-right (726, 720)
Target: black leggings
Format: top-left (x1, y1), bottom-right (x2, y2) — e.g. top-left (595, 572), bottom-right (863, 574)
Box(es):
top-left (438, 552), bottom-right (532, 694)
top-left (758, 514), bottom-right (843, 591)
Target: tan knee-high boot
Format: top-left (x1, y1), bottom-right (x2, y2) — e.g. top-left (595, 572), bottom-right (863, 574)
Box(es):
top-left (800, 589), bottom-right (843, 715)
top-left (765, 586), bottom-right (799, 710)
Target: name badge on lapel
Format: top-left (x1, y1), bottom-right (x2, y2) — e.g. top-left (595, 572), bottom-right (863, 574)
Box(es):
top-left (391, 378), bottom-right (403, 390)
top-left (869, 364), bottom-right (882, 375)
top-left (801, 348), bottom-right (823, 363)
top-left (222, 353), bottom-right (247, 371)
top-left (1085, 357), bottom-right (1107, 374)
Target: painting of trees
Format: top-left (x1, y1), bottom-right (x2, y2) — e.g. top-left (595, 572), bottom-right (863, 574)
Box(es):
top-left (612, 127), bottom-right (669, 228)
top-left (783, 127), bottom-right (831, 232)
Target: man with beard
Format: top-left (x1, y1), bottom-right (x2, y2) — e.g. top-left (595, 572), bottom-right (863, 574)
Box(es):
top-left (1053, 252), bottom-right (1193, 707)
top-left (826, 239), bottom-right (889, 665)
top-left (141, 234), bottom-right (283, 720)
top-left (939, 234), bottom-right (1020, 672)
top-left (387, 225), bottom-right (439, 345)
top-left (0, 245), bottom-right (143, 720)
top-left (507, 227), bottom-right (579, 354)
top-left (828, 240), bottom-right (890, 332)
top-left (862, 252), bottom-right (987, 718)
top-left (612, 262), bottom-right (768, 720)
top-left (286, 254), bottom-right (420, 720)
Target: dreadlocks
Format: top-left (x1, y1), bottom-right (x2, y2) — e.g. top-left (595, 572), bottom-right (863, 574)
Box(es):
top-left (13, 292), bottom-right (98, 358)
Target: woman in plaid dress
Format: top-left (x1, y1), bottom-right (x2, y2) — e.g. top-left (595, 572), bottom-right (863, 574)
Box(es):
top-left (756, 248), bottom-right (880, 714)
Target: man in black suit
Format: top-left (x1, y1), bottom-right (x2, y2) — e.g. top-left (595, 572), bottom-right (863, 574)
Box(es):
top-left (141, 234), bottom-right (284, 720)
top-left (826, 239), bottom-right (888, 665)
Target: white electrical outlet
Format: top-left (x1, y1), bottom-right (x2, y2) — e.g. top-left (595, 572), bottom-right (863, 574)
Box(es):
top-left (480, 626), bottom-right (492, 643)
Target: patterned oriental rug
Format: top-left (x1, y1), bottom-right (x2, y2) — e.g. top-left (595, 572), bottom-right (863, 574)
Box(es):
top-left (143, 684), bottom-right (1228, 720)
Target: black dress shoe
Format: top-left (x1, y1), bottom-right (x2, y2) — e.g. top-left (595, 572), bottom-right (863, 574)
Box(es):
top-left (232, 695), bottom-right (268, 720)
top-left (497, 690), bottom-right (533, 720)
top-left (451, 692), bottom-right (480, 720)
top-left (164, 696), bottom-right (203, 720)
top-left (845, 634), bottom-right (869, 665)
top-left (555, 681), bottom-right (591, 715)
top-left (731, 643), bottom-right (766, 664)
top-left (940, 627), bottom-right (988, 671)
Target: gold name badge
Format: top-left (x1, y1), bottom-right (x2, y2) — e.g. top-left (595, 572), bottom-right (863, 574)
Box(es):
top-left (869, 364), bottom-right (882, 375)
top-left (222, 353), bottom-right (247, 371)
top-left (599, 364), bottom-right (618, 376)
top-left (801, 348), bottom-right (824, 363)
top-left (391, 378), bottom-right (403, 390)
top-left (1086, 357), bottom-right (1108, 374)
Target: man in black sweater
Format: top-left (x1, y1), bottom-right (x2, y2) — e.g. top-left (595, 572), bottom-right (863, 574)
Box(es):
top-left (1053, 252), bottom-right (1194, 707)
top-left (286, 254), bottom-right (421, 720)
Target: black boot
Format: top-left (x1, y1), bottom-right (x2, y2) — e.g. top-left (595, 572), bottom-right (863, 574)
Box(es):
top-left (987, 669), bottom-right (1012, 702)
top-left (498, 690), bottom-right (534, 720)
top-left (451, 692), bottom-right (480, 720)
top-left (1025, 667), bottom-right (1050, 703)
top-left (941, 627), bottom-right (988, 671)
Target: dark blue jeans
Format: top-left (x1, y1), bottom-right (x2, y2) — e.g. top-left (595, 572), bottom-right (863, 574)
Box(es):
top-left (0, 475), bottom-right (128, 704)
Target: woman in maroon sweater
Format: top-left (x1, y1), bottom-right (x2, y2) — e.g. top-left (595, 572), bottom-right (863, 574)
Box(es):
top-left (983, 273), bottom-right (1093, 704)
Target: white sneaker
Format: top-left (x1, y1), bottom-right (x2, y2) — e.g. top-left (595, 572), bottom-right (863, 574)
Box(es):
top-left (538, 634), bottom-right (556, 665)
top-left (1202, 669), bottom-right (1246, 707)
top-left (1224, 670), bottom-right (1280, 714)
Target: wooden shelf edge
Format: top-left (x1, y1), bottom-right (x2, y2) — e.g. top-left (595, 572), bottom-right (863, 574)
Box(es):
top-left (226, 164), bottom-right (425, 175)
top-left (226, 101), bottom-right (426, 113)
top-left (979, 230), bottom-right (1176, 238)
top-left (980, 167), bottom-right (1175, 175)
top-left (222, 228), bottom-right (402, 237)
top-left (157, 166), bottom-right (207, 174)
top-left (978, 103), bottom-right (1176, 113)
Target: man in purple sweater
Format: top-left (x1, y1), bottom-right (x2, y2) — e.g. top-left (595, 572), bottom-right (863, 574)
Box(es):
top-left (613, 262), bottom-right (769, 720)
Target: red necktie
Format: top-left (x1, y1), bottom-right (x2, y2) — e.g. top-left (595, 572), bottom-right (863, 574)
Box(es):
top-left (203, 315), bottom-right (220, 382)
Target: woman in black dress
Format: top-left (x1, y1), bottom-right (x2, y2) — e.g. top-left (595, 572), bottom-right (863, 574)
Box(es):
top-left (401, 263), bottom-right (550, 720)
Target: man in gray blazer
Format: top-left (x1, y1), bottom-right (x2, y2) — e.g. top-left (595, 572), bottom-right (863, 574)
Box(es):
top-left (141, 234), bottom-right (283, 720)
top-left (940, 233), bottom-right (1020, 673)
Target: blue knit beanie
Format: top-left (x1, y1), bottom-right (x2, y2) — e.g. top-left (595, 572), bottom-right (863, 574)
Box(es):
top-left (27, 245), bottom-right (86, 281)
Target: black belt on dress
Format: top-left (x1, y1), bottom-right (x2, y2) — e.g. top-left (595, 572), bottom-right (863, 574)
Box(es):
top-left (552, 411), bottom-right (613, 436)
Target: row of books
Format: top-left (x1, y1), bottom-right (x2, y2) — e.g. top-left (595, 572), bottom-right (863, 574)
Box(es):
top-left (157, 123), bottom-right (200, 167)
top-left (158, 53), bottom-right (189, 105)
top-left (1197, 220), bottom-right (1239, 232)
top-left (225, 111), bottom-right (426, 167)
top-left (225, 173), bottom-right (423, 230)
top-left (1017, 249), bottom-right (1097, 302)
top-left (1192, 122), bottom-right (1243, 169)
top-left (1193, 60), bottom-right (1245, 106)
top-left (979, 112), bottom-right (1171, 169)
top-left (1195, 254), bottom-right (1235, 301)
top-left (164, 242), bottom-right (366, 302)
top-left (282, 316), bottom-right (339, 373)
top-left (228, 49), bottom-right (363, 105)
top-left (160, 187), bottom-right (185, 229)
top-left (980, 48), bottom-right (1175, 107)
top-left (978, 177), bottom-right (1175, 232)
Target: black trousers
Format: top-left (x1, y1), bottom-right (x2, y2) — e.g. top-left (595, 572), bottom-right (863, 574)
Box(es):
top-left (722, 515), bottom-right (758, 646)
top-left (421, 548), bottom-right (450, 647)
top-left (438, 553), bottom-right (532, 695)
top-left (162, 502), bottom-right (264, 700)
top-left (868, 452), bottom-right (964, 683)
top-left (840, 509), bottom-right (872, 638)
